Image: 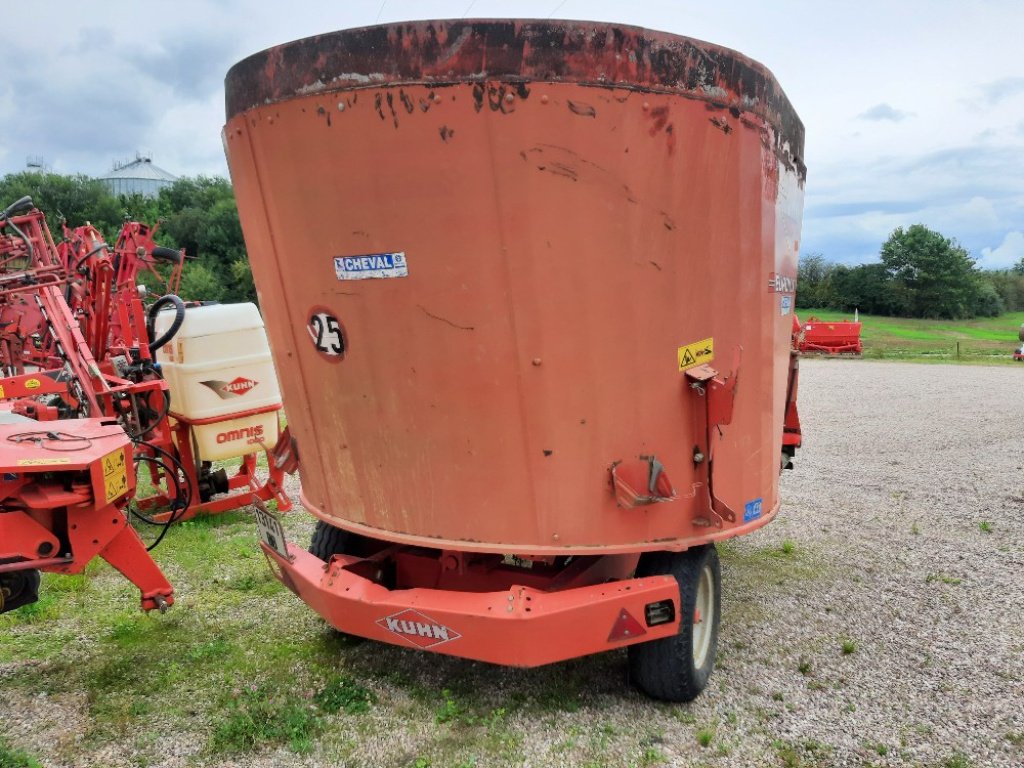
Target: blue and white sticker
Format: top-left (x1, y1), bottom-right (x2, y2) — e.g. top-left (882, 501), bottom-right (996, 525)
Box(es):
top-left (743, 498), bottom-right (763, 523)
top-left (780, 295), bottom-right (792, 316)
top-left (334, 252), bottom-right (408, 280)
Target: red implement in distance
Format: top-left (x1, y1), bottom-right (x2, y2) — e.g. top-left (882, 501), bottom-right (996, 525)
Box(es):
top-left (798, 317), bottom-right (863, 355)
top-left (226, 20), bottom-right (806, 700)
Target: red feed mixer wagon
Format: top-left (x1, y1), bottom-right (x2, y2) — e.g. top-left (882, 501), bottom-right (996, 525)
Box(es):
top-left (224, 19), bottom-right (805, 701)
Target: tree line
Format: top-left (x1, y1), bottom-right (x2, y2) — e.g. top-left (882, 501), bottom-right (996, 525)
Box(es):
top-left (0, 171), bottom-right (255, 304)
top-left (4, 174), bottom-right (1020, 320)
top-left (798, 224), bottom-right (1022, 319)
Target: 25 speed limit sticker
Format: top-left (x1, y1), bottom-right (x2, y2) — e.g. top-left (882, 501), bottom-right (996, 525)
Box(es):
top-left (307, 307), bottom-right (347, 362)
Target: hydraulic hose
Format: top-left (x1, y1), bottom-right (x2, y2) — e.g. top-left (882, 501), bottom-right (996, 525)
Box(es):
top-left (146, 294), bottom-right (185, 353)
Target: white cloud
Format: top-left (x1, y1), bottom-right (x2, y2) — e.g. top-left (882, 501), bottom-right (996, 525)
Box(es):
top-left (857, 103), bottom-right (911, 122)
top-left (979, 231), bottom-right (1024, 270)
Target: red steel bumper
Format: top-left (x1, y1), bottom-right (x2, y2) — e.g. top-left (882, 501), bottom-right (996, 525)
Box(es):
top-left (261, 542), bottom-right (682, 667)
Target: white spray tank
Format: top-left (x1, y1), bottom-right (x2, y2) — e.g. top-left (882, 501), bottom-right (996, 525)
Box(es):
top-left (153, 303), bottom-right (283, 461)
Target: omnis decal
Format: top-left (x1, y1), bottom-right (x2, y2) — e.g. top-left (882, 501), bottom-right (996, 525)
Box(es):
top-left (200, 376), bottom-right (258, 399)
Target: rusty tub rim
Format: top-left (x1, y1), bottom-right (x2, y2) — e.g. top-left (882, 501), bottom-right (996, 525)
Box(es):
top-left (225, 18), bottom-right (804, 178)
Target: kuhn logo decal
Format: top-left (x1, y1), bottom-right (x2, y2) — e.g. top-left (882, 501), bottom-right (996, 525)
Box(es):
top-left (376, 609), bottom-right (461, 649)
top-left (767, 272), bottom-right (796, 293)
top-left (200, 377), bottom-right (258, 399)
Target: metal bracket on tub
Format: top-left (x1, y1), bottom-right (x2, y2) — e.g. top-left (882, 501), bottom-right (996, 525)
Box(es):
top-left (685, 349), bottom-right (741, 528)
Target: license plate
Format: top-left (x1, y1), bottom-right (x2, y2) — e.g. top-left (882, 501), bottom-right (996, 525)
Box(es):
top-left (254, 504), bottom-right (289, 559)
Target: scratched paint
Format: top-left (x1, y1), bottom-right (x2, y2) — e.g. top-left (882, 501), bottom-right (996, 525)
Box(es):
top-left (226, 20), bottom-right (804, 181)
top-left (223, 20), bottom-right (805, 553)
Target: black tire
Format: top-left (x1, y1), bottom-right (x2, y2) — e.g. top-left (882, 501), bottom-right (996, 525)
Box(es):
top-left (628, 543), bottom-right (721, 702)
top-left (309, 520), bottom-right (376, 560)
top-left (150, 246), bottom-right (182, 263)
top-left (0, 569), bottom-right (41, 614)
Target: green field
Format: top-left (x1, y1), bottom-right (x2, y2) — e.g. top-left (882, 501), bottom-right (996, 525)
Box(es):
top-left (0, 507), bottom-right (826, 767)
top-left (797, 309), bottom-right (1024, 362)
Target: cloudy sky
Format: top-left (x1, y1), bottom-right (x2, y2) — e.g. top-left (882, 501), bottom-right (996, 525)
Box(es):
top-left (3, 1), bottom-right (1023, 268)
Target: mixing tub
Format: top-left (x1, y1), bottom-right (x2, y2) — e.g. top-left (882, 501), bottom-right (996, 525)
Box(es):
top-left (225, 19), bottom-right (805, 700)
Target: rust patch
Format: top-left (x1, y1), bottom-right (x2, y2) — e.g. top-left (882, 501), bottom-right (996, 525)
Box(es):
top-left (385, 92), bottom-right (398, 127)
top-left (646, 105), bottom-right (669, 135)
top-left (567, 100), bottom-right (596, 117)
top-left (709, 115), bottom-right (732, 134)
top-left (439, 125), bottom-right (455, 142)
top-left (399, 89), bottom-right (415, 113)
top-left (225, 20), bottom-right (805, 181)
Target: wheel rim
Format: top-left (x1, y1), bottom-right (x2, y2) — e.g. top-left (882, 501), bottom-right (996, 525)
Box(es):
top-left (692, 563), bottom-right (715, 668)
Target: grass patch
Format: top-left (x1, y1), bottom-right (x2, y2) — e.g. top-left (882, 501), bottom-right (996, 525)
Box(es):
top-left (798, 308), bottom-right (1024, 363)
top-left (926, 573), bottom-right (963, 586)
top-left (840, 639), bottom-right (857, 655)
top-left (0, 737), bottom-right (42, 768)
top-left (944, 753), bottom-right (973, 768)
top-left (315, 674), bottom-right (375, 715)
top-left (979, 521), bottom-right (993, 533)
top-left (210, 684), bottom-right (319, 754)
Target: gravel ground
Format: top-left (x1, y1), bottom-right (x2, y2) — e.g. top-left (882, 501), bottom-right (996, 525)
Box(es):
top-left (2, 358), bottom-right (1023, 767)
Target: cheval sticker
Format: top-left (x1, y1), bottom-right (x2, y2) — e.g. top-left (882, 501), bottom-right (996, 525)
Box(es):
top-left (334, 252), bottom-right (407, 280)
top-left (376, 608), bottom-right (461, 649)
top-left (677, 337), bottom-right (714, 371)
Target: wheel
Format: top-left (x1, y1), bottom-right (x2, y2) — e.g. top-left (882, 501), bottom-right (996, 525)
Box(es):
top-left (628, 543), bottom-right (721, 702)
top-left (309, 519), bottom-right (377, 560)
top-left (0, 569), bottom-right (41, 614)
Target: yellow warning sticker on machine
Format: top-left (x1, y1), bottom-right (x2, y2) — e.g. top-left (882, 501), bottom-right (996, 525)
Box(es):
top-left (17, 457), bottom-right (72, 466)
top-left (677, 337), bottom-right (714, 371)
top-left (24, 378), bottom-right (40, 390)
top-left (101, 448), bottom-right (129, 502)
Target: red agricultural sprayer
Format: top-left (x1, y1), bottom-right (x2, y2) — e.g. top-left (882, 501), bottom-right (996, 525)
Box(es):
top-left (0, 197), bottom-right (290, 615)
top-left (226, 19), bottom-right (805, 701)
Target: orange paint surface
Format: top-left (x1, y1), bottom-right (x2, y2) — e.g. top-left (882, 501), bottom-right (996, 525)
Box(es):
top-left (224, 20), bottom-right (805, 555)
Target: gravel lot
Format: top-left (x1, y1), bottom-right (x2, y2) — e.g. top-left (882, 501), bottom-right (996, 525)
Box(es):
top-left (2, 358), bottom-right (1022, 767)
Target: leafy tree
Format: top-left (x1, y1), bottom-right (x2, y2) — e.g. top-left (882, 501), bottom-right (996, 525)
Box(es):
top-left (0, 172), bottom-right (122, 237)
top-left (178, 262), bottom-right (226, 303)
top-left (0, 171), bottom-right (259, 305)
top-left (980, 270), bottom-right (1024, 312)
top-left (879, 224), bottom-right (982, 319)
top-left (796, 252), bottom-right (835, 308)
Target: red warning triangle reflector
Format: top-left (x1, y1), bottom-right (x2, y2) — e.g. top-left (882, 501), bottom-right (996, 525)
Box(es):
top-left (608, 608), bottom-right (647, 642)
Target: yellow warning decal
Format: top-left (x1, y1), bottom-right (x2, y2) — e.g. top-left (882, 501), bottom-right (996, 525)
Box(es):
top-left (17, 457), bottom-right (72, 466)
top-left (101, 448), bottom-right (129, 502)
top-left (0, 385), bottom-right (5, 398)
top-left (24, 378), bottom-right (40, 390)
top-left (677, 337), bottom-right (714, 371)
